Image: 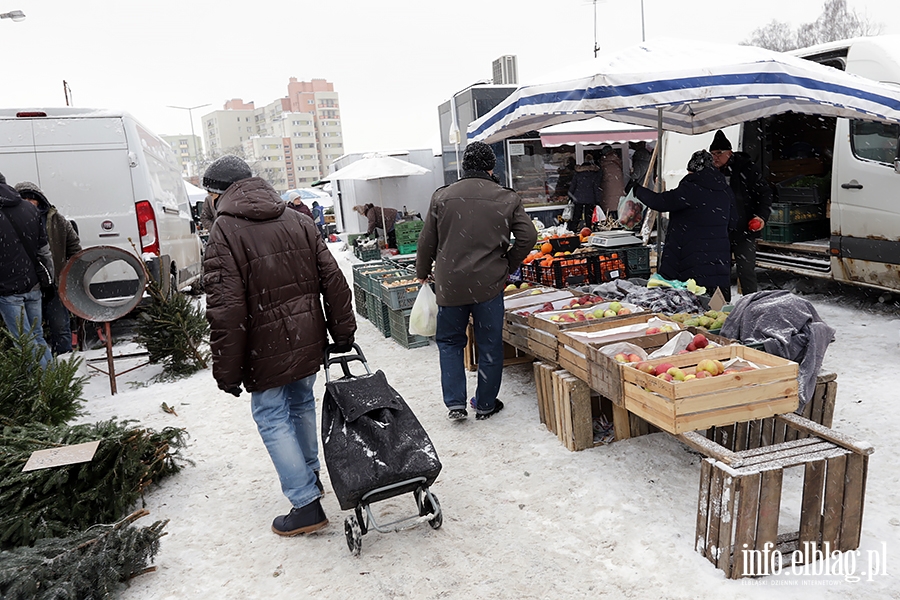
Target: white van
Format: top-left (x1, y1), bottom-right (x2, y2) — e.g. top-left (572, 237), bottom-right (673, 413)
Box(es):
top-left (0, 108), bottom-right (203, 299)
top-left (661, 36), bottom-right (900, 295)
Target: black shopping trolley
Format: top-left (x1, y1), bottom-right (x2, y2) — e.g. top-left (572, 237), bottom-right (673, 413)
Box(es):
top-left (322, 343), bottom-right (443, 556)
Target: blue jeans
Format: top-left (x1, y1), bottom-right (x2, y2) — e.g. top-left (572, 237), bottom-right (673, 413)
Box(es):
top-left (43, 293), bottom-right (73, 354)
top-left (435, 292), bottom-right (504, 414)
top-left (0, 289), bottom-right (53, 369)
top-left (250, 374), bottom-right (321, 508)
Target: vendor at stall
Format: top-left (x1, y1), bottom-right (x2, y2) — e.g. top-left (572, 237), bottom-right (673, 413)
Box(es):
top-left (353, 203), bottom-right (398, 248)
top-left (632, 150), bottom-right (736, 301)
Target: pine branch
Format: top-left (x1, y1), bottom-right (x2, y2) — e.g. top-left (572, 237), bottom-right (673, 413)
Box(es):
top-left (0, 509), bottom-right (168, 599)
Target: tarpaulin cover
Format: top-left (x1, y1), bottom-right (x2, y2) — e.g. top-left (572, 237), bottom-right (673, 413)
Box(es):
top-left (322, 369), bottom-right (442, 511)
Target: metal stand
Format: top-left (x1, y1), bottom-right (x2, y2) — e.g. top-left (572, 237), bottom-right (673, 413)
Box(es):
top-left (85, 321), bottom-right (150, 395)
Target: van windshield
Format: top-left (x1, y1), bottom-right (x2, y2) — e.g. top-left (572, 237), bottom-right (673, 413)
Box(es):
top-left (850, 120), bottom-right (900, 165)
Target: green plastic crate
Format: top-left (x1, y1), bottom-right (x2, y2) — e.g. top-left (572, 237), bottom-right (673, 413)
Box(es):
top-left (356, 246), bottom-right (381, 262)
top-left (767, 203), bottom-right (825, 225)
top-left (762, 219), bottom-right (829, 243)
top-left (380, 275), bottom-right (421, 310)
top-left (395, 220), bottom-right (424, 236)
top-left (365, 293), bottom-right (391, 337)
top-left (397, 242), bottom-right (417, 255)
top-left (353, 284), bottom-right (368, 319)
top-left (388, 308), bottom-right (430, 349)
top-left (364, 268), bottom-right (407, 293)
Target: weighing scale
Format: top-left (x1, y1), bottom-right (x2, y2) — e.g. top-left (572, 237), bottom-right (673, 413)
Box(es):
top-left (587, 230), bottom-right (643, 248)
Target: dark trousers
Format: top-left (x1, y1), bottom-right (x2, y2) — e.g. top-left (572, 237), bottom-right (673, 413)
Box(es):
top-left (570, 204), bottom-right (594, 228)
top-left (43, 293), bottom-right (73, 354)
top-left (731, 233), bottom-right (758, 295)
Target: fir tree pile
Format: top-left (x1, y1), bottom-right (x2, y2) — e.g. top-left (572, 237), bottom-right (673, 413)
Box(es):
top-left (134, 277), bottom-right (209, 379)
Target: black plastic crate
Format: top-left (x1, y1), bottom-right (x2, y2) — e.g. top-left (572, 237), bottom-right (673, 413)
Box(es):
top-left (621, 245), bottom-right (650, 275)
top-left (548, 236), bottom-right (581, 253)
top-left (776, 175), bottom-right (828, 205)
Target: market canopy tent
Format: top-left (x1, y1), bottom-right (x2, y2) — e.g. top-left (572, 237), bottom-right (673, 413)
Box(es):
top-left (467, 38), bottom-right (900, 145)
top-left (321, 153), bottom-right (430, 246)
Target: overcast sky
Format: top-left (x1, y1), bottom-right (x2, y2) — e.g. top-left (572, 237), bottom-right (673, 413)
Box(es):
top-left (3, 0), bottom-right (898, 156)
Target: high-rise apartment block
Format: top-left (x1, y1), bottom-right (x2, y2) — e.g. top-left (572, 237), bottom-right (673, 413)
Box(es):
top-left (201, 79), bottom-right (344, 193)
top-left (161, 133), bottom-right (203, 177)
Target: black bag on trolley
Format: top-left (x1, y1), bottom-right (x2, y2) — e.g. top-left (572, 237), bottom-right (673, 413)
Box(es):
top-left (322, 359), bottom-right (442, 511)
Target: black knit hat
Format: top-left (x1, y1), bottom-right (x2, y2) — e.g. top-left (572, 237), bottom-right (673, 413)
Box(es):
top-left (709, 130), bottom-right (732, 152)
top-left (202, 155), bottom-right (252, 194)
top-left (462, 141), bottom-right (496, 172)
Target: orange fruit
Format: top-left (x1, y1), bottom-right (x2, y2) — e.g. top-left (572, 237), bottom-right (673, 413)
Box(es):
top-left (541, 242), bottom-right (553, 254)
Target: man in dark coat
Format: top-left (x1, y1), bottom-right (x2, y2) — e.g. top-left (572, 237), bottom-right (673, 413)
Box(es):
top-left (634, 150), bottom-right (736, 301)
top-left (203, 155), bottom-right (356, 537)
top-left (416, 141), bottom-right (537, 421)
top-left (710, 130), bottom-right (774, 295)
top-left (15, 181), bottom-right (82, 354)
top-left (0, 180), bottom-right (54, 367)
top-left (567, 153), bottom-right (602, 229)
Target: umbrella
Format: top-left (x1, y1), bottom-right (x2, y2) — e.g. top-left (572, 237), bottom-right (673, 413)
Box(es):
top-left (321, 154), bottom-right (430, 247)
top-left (467, 38), bottom-right (900, 145)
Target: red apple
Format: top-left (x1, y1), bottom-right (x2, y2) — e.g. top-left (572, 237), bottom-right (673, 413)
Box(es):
top-left (635, 362), bottom-right (655, 374)
top-left (656, 372), bottom-right (673, 382)
top-left (692, 333), bottom-right (709, 349)
top-left (654, 362), bottom-right (675, 377)
top-left (580, 227), bottom-right (592, 238)
top-left (627, 353), bottom-right (642, 363)
top-left (645, 327), bottom-right (661, 335)
top-left (614, 353), bottom-right (629, 363)
top-left (694, 370), bottom-right (712, 379)
top-left (686, 342), bottom-right (697, 352)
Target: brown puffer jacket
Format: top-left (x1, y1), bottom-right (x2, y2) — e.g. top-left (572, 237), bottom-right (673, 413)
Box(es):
top-left (416, 172), bottom-right (538, 306)
top-left (204, 177), bottom-right (356, 392)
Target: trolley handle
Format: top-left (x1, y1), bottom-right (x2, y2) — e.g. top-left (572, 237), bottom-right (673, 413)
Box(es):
top-left (324, 343), bottom-right (371, 383)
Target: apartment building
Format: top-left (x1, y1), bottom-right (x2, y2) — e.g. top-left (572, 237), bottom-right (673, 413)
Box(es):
top-left (161, 133), bottom-right (204, 177)
top-left (201, 79), bottom-right (344, 193)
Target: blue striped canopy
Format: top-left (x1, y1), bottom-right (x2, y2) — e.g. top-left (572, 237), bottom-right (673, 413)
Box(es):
top-left (468, 38), bottom-right (900, 144)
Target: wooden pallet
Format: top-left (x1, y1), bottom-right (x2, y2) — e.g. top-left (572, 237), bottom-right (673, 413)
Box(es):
top-left (686, 413), bottom-right (873, 579)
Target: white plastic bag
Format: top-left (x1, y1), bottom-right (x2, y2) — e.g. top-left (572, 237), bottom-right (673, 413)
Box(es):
top-left (408, 284), bottom-right (438, 337)
top-left (561, 201), bottom-right (575, 221)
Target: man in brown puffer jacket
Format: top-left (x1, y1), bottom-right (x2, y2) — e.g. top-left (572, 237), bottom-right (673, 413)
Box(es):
top-left (202, 155), bottom-right (356, 537)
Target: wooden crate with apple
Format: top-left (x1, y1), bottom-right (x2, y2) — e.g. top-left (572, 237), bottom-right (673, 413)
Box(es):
top-left (503, 289), bottom-right (582, 352)
top-left (582, 326), bottom-right (734, 406)
top-left (620, 345), bottom-right (799, 435)
top-left (555, 313), bottom-right (675, 384)
top-left (525, 300), bottom-right (643, 363)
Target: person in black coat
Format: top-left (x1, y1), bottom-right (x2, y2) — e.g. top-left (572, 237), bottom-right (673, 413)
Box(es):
top-left (710, 130), bottom-right (774, 295)
top-left (567, 153), bottom-right (602, 229)
top-left (633, 150), bottom-right (737, 301)
top-left (0, 181), bottom-right (54, 367)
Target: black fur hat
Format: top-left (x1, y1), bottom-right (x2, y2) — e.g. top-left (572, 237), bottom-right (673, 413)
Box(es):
top-left (462, 141), bottom-right (496, 172)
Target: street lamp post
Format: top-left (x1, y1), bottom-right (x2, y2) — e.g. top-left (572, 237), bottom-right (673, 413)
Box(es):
top-left (168, 104), bottom-right (210, 176)
top-left (0, 9), bottom-right (26, 21)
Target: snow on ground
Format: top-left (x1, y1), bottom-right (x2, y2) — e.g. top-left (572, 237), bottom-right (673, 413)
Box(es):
top-left (74, 244), bottom-right (900, 599)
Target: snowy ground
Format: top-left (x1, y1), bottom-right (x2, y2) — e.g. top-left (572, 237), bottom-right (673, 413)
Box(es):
top-left (74, 244), bottom-right (900, 600)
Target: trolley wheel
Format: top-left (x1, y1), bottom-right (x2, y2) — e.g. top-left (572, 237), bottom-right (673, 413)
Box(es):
top-left (344, 515), bottom-right (362, 556)
top-left (421, 492), bottom-right (442, 530)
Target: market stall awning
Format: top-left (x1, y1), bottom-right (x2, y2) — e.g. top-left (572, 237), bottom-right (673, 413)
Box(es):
top-left (539, 116), bottom-right (657, 147)
top-left (468, 38), bottom-right (900, 144)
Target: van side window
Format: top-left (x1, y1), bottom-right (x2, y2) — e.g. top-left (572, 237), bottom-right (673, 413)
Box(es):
top-left (850, 120), bottom-right (900, 165)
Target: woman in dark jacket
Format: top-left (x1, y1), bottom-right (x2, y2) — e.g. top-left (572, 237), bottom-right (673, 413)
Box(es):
top-left (633, 150), bottom-right (736, 301)
top-left (567, 154), bottom-right (602, 229)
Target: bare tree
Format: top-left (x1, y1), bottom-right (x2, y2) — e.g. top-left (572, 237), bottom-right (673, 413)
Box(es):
top-left (743, 0), bottom-right (883, 51)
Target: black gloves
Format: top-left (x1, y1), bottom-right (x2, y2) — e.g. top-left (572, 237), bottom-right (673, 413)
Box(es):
top-left (222, 384), bottom-right (242, 397)
top-left (330, 338), bottom-right (354, 354)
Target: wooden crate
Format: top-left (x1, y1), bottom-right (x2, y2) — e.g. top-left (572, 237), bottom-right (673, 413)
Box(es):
top-left (528, 311), bottom-right (663, 368)
top-left (687, 413), bottom-right (873, 579)
top-left (583, 327), bottom-right (734, 407)
top-left (502, 321), bottom-right (531, 353)
top-left (533, 362), bottom-right (595, 451)
top-left (620, 345), bottom-right (799, 435)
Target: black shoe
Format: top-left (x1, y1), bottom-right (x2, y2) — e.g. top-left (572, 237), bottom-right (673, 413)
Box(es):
top-left (272, 499), bottom-right (328, 536)
top-left (314, 470), bottom-right (324, 494)
top-left (476, 400), bottom-right (504, 421)
top-left (448, 408), bottom-right (468, 421)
